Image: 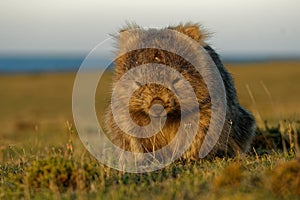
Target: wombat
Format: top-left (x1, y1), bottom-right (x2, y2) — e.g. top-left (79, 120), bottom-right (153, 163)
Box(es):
top-left (105, 23), bottom-right (256, 160)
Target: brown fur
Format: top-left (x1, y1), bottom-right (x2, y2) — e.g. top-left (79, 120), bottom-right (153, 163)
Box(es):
top-left (106, 23), bottom-right (256, 160)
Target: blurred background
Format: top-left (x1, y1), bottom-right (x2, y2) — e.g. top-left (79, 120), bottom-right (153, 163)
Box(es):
top-left (0, 0), bottom-right (299, 148)
top-left (1, 0), bottom-right (300, 69)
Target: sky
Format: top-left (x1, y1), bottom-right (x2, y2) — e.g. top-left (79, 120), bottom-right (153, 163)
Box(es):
top-left (0, 0), bottom-right (299, 57)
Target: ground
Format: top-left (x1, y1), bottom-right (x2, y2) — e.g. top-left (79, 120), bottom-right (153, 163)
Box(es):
top-left (0, 61), bottom-right (299, 199)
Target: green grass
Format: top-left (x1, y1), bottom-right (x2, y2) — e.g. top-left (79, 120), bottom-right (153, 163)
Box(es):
top-left (1, 137), bottom-right (299, 199)
top-left (0, 62), bottom-right (300, 199)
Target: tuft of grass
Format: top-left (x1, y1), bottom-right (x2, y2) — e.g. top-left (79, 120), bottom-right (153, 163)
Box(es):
top-left (268, 160), bottom-right (300, 197)
top-left (213, 163), bottom-right (244, 192)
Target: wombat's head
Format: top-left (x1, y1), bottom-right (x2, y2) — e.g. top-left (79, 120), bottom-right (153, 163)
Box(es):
top-left (112, 23), bottom-right (211, 126)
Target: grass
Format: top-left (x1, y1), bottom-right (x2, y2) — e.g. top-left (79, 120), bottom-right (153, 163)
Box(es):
top-left (227, 61), bottom-right (300, 125)
top-left (1, 137), bottom-right (299, 199)
top-left (0, 61), bottom-right (300, 199)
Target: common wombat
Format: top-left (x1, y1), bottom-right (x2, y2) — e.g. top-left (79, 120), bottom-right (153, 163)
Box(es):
top-left (106, 23), bottom-right (256, 160)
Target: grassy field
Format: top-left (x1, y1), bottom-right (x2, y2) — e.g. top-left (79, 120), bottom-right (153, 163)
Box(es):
top-left (0, 61), bottom-right (300, 199)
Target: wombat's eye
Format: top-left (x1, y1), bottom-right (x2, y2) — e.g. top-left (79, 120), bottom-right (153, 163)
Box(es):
top-left (172, 78), bottom-right (181, 85)
top-left (154, 56), bottom-right (160, 61)
top-left (134, 81), bottom-right (143, 87)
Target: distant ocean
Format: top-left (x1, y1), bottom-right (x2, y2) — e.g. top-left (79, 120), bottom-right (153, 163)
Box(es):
top-left (0, 56), bottom-right (114, 74)
top-left (0, 55), bottom-right (299, 74)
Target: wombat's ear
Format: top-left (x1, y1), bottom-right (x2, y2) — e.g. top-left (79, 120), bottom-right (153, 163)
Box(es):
top-left (117, 23), bottom-right (141, 52)
top-left (169, 23), bottom-right (208, 45)
top-left (118, 29), bottom-right (132, 51)
top-left (184, 26), bottom-right (201, 40)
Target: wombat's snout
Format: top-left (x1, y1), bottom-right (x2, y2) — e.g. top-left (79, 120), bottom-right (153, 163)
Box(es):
top-left (149, 98), bottom-right (167, 118)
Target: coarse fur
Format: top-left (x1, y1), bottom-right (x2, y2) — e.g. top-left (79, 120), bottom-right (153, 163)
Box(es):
top-left (105, 23), bottom-right (256, 160)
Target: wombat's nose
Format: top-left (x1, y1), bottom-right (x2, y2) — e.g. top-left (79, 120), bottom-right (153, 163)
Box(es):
top-left (149, 104), bottom-right (165, 117)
